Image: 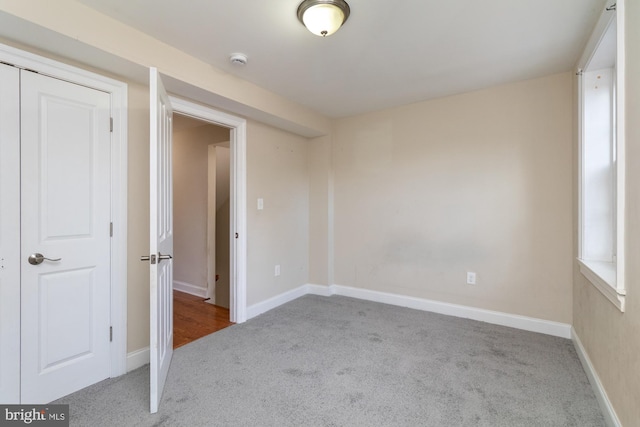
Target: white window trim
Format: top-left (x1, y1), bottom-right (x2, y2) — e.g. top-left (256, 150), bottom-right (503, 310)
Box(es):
top-left (578, 260), bottom-right (624, 311)
top-left (577, 0), bottom-right (626, 312)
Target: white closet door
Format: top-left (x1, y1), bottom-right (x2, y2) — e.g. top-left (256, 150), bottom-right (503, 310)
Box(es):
top-left (20, 70), bottom-right (112, 403)
top-left (0, 63), bottom-right (20, 404)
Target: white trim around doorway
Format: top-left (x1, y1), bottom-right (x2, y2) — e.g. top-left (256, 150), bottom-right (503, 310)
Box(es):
top-left (168, 96), bottom-right (247, 324)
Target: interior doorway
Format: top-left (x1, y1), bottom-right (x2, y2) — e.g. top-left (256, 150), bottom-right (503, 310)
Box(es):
top-left (172, 113), bottom-right (234, 348)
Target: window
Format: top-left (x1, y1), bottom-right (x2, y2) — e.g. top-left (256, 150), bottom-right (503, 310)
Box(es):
top-left (577, 1), bottom-right (625, 311)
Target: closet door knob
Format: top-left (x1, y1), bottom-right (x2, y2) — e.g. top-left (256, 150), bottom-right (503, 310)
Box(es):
top-left (28, 253), bottom-right (62, 265)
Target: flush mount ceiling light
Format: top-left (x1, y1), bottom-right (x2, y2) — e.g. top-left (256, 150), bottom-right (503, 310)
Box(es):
top-left (297, 0), bottom-right (350, 37)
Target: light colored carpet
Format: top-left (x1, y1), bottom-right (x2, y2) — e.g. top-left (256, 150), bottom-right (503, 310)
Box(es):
top-left (56, 295), bottom-right (604, 426)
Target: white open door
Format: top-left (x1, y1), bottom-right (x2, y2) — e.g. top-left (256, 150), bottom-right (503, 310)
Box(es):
top-left (148, 68), bottom-right (174, 413)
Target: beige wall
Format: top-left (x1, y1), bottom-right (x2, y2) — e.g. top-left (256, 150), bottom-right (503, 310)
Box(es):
top-left (573, 2), bottom-right (640, 425)
top-left (332, 73), bottom-right (574, 323)
top-left (215, 145), bottom-right (231, 211)
top-left (308, 135), bottom-right (332, 285)
top-left (246, 121), bottom-right (310, 306)
top-left (126, 83), bottom-right (151, 352)
top-left (173, 122), bottom-right (229, 293)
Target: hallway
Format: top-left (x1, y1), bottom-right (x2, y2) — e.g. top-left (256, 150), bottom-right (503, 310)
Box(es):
top-left (173, 290), bottom-right (234, 348)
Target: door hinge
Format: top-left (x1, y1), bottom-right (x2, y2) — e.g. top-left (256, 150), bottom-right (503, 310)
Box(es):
top-left (110, 117), bottom-right (113, 132)
top-left (110, 222), bottom-right (113, 237)
top-left (109, 326), bottom-right (113, 342)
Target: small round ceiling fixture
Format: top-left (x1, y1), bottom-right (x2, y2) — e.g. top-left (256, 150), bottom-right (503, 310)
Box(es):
top-left (297, 0), bottom-right (350, 37)
top-left (229, 53), bottom-right (248, 66)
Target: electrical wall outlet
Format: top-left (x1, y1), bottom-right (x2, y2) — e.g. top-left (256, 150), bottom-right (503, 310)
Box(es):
top-left (466, 272), bottom-right (476, 285)
top-left (275, 264), bottom-right (280, 277)
top-left (257, 198), bottom-right (264, 210)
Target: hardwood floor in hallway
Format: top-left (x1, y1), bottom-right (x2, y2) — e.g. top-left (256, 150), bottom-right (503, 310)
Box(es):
top-left (173, 290), bottom-right (234, 349)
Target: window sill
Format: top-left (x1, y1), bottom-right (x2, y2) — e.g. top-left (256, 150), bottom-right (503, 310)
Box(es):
top-left (577, 259), bottom-right (625, 312)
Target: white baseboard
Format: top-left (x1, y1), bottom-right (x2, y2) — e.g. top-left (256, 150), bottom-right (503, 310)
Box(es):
top-left (329, 284), bottom-right (572, 338)
top-left (174, 280), bottom-right (207, 298)
top-left (247, 285), bottom-right (312, 319)
top-left (126, 347), bottom-right (149, 372)
top-left (249, 283), bottom-right (571, 339)
top-left (305, 283), bottom-right (333, 297)
top-left (572, 328), bottom-right (621, 427)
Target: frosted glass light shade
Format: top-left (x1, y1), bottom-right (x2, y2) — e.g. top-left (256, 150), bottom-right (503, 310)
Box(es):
top-left (303, 4), bottom-right (344, 36)
top-left (297, 0), bottom-right (350, 37)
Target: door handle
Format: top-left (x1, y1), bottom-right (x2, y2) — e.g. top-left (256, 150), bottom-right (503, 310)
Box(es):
top-left (140, 254), bottom-right (157, 264)
top-left (28, 253), bottom-right (62, 265)
top-left (140, 253), bottom-right (171, 264)
top-left (158, 253), bottom-right (172, 262)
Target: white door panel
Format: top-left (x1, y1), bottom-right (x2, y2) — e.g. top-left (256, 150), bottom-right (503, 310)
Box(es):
top-left (38, 268), bottom-right (96, 371)
top-left (149, 67), bottom-right (174, 413)
top-left (0, 63), bottom-right (21, 404)
top-left (20, 71), bottom-right (112, 403)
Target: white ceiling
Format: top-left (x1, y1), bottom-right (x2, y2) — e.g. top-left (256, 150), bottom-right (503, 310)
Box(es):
top-left (75, 0), bottom-right (605, 119)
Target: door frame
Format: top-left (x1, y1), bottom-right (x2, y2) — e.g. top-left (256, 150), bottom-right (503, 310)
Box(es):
top-left (0, 42), bottom-right (128, 377)
top-left (169, 96), bottom-right (247, 323)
